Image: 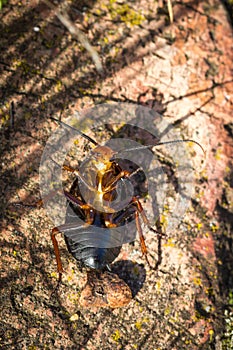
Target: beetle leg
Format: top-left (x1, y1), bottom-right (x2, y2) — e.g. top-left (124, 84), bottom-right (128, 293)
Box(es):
top-left (103, 167), bottom-right (143, 194)
top-left (85, 207), bottom-right (95, 226)
top-left (13, 201), bottom-right (43, 209)
top-left (14, 188), bottom-right (82, 210)
top-left (51, 227), bottom-right (64, 283)
top-left (131, 197), bottom-right (162, 236)
top-left (63, 165), bottom-right (96, 192)
top-left (17, 188), bottom-right (90, 210)
top-left (12, 194), bottom-right (55, 209)
top-left (36, 190), bottom-right (61, 208)
top-left (135, 210), bottom-right (150, 266)
top-left (103, 212), bottom-right (118, 228)
top-left (64, 190), bottom-right (90, 209)
top-left (104, 170), bottom-right (130, 192)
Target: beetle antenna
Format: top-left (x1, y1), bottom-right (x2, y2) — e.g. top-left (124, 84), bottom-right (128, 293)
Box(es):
top-left (51, 117), bottom-right (98, 146)
top-left (116, 139), bottom-right (205, 155)
top-left (154, 139), bottom-right (205, 154)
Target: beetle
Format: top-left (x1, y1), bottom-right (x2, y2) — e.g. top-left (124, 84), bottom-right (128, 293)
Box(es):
top-left (50, 118), bottom-right (204, 285)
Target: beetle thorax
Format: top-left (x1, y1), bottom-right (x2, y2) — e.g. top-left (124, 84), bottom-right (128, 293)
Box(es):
top-left (78, 145), bottom-right (118, 213)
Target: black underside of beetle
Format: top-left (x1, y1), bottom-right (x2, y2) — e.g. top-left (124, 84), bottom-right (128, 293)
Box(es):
top-left (64, 179), bottom-right (132, 270)
top-left (64, 156), bottom-right (147, 270)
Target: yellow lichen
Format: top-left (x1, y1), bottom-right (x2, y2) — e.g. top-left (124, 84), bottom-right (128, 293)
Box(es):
top-left (193, 277), bottom-right (202, 287)
top-left (164, 307), bottom-right (171, 315)
top-left (214, 148), bottom-right (222, 160)
top-left (156, 281), bottom-right (161, 291)
top-left (135, 318), bottom-right (149, 331)
top-left (200, 169), bottom-right (208, 181)
top-left (160, 213), bottom-right (168, 229)
top-left (107, 3), bottom-right (145, 27)
top-left (210, 223), bottom-right (219, 232)
top-left (70, 313), bottom-right (79, 321)
top-left (163, 238), bottom-right (175, 248)
top-left (209, 329), bottom-right (214, 341)
top-left (55, 80), bottom-right (63, 93)
top-left (135, 320), bottom-right (142, 331)
top-left (49, 271), bottom-right (58, 279)
top-left (111, 329), bottom-right (121, 342)
top-left (205, 287), bottom-right (214, 296)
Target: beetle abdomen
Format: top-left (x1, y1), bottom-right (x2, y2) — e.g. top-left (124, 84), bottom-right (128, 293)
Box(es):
top-left (64, 178), bottom-right (123, 269)
top-left (65, 236), bottom-right (121, 269)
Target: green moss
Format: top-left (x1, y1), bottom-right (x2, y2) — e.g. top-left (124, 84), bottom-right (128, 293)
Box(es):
top-left (106, 3), bottom-right (145, 27)
top-left (0, 0), bottom-right (7, 10)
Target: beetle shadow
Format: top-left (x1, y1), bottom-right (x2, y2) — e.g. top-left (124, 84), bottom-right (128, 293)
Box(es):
top-left (110, 260), bottom-right (146, 298)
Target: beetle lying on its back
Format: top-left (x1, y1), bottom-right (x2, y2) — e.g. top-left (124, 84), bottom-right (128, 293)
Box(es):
top-left (51, 128), bottom-right (151, 281)
top-left (50, 118), bottom-right (204, 290)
